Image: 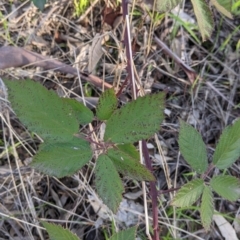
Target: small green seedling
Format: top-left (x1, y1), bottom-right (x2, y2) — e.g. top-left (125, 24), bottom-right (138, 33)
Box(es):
top-left (73, 0), bottom-right (90, 17)
top-left (4, 79), bottom-right (165, 213)
top-left (173, 120), bottom-right (240, 230)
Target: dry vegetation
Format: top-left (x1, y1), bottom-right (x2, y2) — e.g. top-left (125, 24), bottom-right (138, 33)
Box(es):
top-left (0, 0), bottom-right (240, 239)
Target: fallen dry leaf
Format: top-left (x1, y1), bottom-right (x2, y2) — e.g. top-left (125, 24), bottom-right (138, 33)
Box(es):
top-left (0, 46), bottom-right (112, 89)
top-left (88, 33), bottom-right (104, 73)
top-left (102, 6), bottom-right (122, 28)
top-left (213, 214), bottom-right (238, 240)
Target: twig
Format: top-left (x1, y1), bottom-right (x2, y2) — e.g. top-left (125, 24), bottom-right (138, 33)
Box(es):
top-left (153, 35), bottom-right (197, 84)
top-left (121, 1), bottom-right (160, 239)
top-left (142, 140), bottom-right (160, 240)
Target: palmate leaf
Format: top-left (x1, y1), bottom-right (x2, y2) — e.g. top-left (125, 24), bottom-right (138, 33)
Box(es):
top-left (210, 0), bottom-right (233, 18)
top-left (4, 79), bottom-right (78, 142)
top-left (210, 175), bottom-right (240, 201)
top-left (104, 93), bottom-right (165, 144)
top-left (31, 137), bottom-right (92, 178)
top-left (95, 154), bottom-right (124, 213)
top-left (191, 0), bottom-right (214, 41)
top-left (200, 185), bottom-right (214, 231)
top-left (96, 88), bottom-right (118, 120)
top-left (178, 120), bottom-right (208, 174)
top-left (42, 221), bottom-right (80, 240)
top-left (171, 178), bottom-right (204, 207)
top-left (107, 144), bottom-right (155, 181)
top-left (32, 0), bottom-right (46, 11)
top-left (62, 98), bottom-right (93, 125)
top-left (213, 119), bottom-right (240, 169)
top-left (109, 226), bottom-right (137, 240)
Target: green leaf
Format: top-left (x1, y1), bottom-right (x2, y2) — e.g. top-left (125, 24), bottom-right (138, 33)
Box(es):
top-left (210, 0), bottom-right (233, 18)
top-left (200, 185), bottom-right (214, 231)
top-left (32, 0), bottom-right (47, 11)
top-left (150, 0), bottom-right (182, 12)
top-left (213, 119), bottom-right (240, 169)
top-left (210, 175), bottom-right (240, 201)
top-left (178, 120), bottom-right (208, 174)
top-left (171, 178), bottom-right (204, 207)
top-left (117, 143), bottom-right (139, 159)
top-left (96, 88), bottom-right (118, 120)
top-left (104, 93), bottom-right (165, 144)
top-left (109, 226), bottom-right (137, 240)
top-left (191, 0), bottom-right (214, 41)
top-left (107, 146), bottom-right (155, 181)
top-left (4, 79), bottom-right (78, 142)
top-left (169, 13), bottom-right (201, 44)
top-left (232, 0), bottom-right (240, 14)
top-left (95, 154), bottom-right (124, 213)
top-left (41, 221), bottom-right (80, 240)
top-left (31, 137), bottom-right (92, 178)
top-left (62, 98), bottom-right (93, 125)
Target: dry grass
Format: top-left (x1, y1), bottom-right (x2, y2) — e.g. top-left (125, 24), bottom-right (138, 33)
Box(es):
top-left (0, 0), bottom-right (240, 239)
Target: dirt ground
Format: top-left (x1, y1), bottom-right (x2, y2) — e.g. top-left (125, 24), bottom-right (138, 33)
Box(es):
top-left (0, 0), bottom-right (240, 239)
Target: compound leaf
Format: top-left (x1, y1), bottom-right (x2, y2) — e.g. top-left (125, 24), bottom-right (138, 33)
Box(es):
top-left (32, 0), bottom-right (46, 11)
top-left (31, 137), bottom-right (92, 178)
top-left (96, 88), bottom-right (118, 120)
top-left (5, 79), bottom-right (79, 142)
top-left (210, 0), bottom-right (233, 18)
top-left (213, 119), bottom-right (240, 169)
top-left (62, 98), bottom-right (93, 125)
top-left (107, 145), bottom-right (155, 181)
top-left (109, 226), bottom-right (137, 240)
top-left (171, 178), bottom-right (204, 207)
top-left (179, 120), bottom-right (208, 174)
top-left (191, 0), bottom-right (214, 41)
top-left (41, 221), bottom-right (80, 240)
top-left (104, 93), bottom-right (165, 144)
top-left (210, 175), bottom-right (240, 201)
top-left (200, 185), bottom-right (214, 231)
top-left (95, 154), bottom-right (124, 213)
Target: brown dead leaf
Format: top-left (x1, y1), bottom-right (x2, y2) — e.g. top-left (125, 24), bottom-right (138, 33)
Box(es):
top-left (102, 6), bottom-right (122, 28)
top-left (54, 31), bottom-right (66, 44)
top-left (0, 46), bottom-right (112, 89)
top-left (132, 37), bottom-right (141, 54)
